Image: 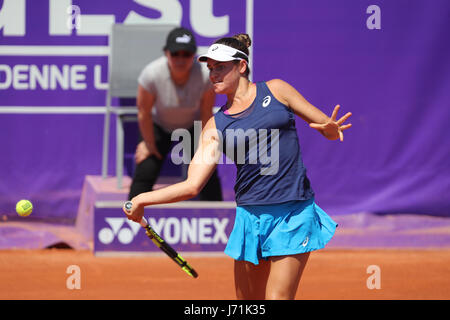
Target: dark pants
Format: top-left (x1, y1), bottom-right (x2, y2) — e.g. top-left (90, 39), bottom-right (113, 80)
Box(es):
top-left (128, 123), bottom-right (223, 201)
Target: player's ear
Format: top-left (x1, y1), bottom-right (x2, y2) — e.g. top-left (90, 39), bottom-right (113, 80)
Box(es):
top-left (238, 60), bottom-right (248, 75)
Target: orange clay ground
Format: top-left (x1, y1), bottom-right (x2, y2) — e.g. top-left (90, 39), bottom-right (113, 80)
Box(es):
top-left (0, 248), bottom-right (449, 300)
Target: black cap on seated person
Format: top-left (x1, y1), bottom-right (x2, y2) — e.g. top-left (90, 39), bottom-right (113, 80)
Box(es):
top-left (164, 27), bottom-right (197, 54)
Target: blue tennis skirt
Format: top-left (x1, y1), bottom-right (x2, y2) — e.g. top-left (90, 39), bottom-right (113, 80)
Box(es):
top-left (224, 198), bottom-right (338, 265)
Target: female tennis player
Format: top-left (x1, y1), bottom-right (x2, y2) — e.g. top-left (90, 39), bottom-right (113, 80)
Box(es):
top-left (125, 34), bottom-right (352, 300)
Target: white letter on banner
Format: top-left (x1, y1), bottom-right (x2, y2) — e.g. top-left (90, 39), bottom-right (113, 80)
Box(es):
top-left (76, 14), bottom-right (115, 36)
top-left (13, 65), bottom-right (29, 90)
top-left (50, 65), bottom-right (69, 90)
top-left (124, 0), bottom-right (182, 25)
top-left (198, 218), bottom-right (213, 244)
top-left (164, 218), bottom-right (180, 244)
top-left (212, 218), bottom-right (228, 244)
top-left (0, 65), bottom-right (12, 89)
top-left (190, 0), bottom-right (229, 37)
top-left (94, 65), bottom-right (108, 90)
top-left (71, 65), bottom-right (87, 90)
top-left (30, 65), bottom-right (49, 90)
top-left (181, 218), bottom-right (197, 244)
top-left (366, 5), bottom-right (381, 30)
top-left (0, 0), bottom-right (26, 36)
top-left (49, 0), bottom-right (71, 35)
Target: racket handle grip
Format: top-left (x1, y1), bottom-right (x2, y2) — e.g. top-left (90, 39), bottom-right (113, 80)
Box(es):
top-left (124, 201), bottom-right (148, 228)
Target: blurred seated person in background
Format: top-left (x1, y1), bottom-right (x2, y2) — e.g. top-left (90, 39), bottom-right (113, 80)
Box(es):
top-left (128, 27), bottom-right (223, 201)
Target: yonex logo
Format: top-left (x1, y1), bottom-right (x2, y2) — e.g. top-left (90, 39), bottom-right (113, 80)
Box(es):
top-left (98, 217), bottom-right (229, 245)
top-left (98, 218), bottom-right (141, 245)
top-left (176, 34), bottom-right (192, 43)
top-left (262, 95), bottom-right (271, 107)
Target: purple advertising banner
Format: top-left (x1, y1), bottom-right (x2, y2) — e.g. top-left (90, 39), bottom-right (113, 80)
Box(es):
top-left (0, 0), bottom-right (248, 106)
top-left (94, 204), bottom-right (235, 253)
top-left (0, 56), bottom-right (108, 106)
top-left (0, 0), bottom-right (449, 223)
top-left (0, 0), bottom-right (248, 47)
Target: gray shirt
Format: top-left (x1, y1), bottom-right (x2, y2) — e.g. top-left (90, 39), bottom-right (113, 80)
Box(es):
top-left (138, 56), bottom-right (212, 132)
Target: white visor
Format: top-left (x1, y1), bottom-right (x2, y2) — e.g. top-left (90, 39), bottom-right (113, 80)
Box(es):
top-left (198, 44), bottom-right (248, 62)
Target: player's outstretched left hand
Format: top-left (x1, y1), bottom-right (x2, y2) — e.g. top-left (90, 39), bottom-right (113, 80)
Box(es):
top-left (309, 105), bottom-right (352, 141)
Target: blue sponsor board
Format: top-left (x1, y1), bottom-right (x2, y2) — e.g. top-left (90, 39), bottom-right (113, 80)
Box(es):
top-left (94, 201), bottom-right (236, 254)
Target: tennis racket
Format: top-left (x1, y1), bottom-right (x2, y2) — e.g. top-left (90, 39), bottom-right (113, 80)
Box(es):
top-left (123, 201), bottom-right (198, 278)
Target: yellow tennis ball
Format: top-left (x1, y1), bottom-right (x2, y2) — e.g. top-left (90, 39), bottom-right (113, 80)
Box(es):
top-left (16, 200), bottom-right (33, 217)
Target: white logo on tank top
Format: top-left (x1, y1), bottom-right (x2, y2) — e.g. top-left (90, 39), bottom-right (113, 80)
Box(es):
top-left (262, 95), bottom-right (271, 107)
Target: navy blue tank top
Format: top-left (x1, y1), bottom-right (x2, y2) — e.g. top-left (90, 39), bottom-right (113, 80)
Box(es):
top-left (214, 81), bottom-right (314, 206)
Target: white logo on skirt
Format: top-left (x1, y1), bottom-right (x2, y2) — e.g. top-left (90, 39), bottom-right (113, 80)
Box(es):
top-left (302, 237), bottom-right (309, 247)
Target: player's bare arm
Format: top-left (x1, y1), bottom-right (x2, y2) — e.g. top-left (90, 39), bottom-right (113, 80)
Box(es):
top-left (126, 117), bottom-right (220, 223)
top-left (267, 79), bottom-right (352, 141)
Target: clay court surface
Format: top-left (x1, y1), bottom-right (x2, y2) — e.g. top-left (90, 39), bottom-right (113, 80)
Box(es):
top-left (1, 249), bottom-right (449, 300)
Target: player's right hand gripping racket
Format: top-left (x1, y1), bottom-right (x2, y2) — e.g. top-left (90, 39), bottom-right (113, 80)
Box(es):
top-left (123, 201), bottom-right (198, 278)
